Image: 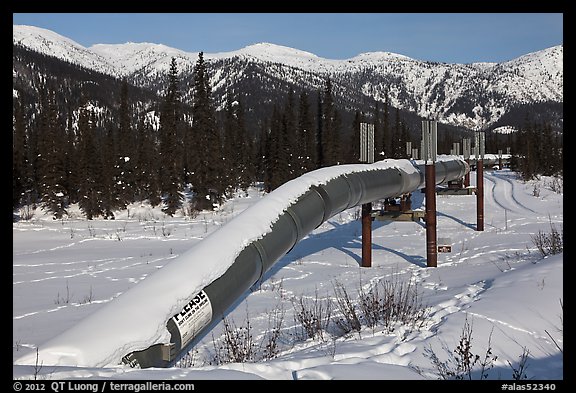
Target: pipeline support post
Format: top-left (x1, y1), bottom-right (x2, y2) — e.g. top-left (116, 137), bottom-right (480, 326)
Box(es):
top-left (475, 131), bottom-right (485, 232)
top-left (359, 122), bottom-right (375, 268)
top-left (425, 164), bottom-right (437, 267)
top-left (361, 202), bottom-right (372, 267)
top-left (422, 120), bottom-right (438, 268)
top-left (476, 159), bottom-right (484, 231)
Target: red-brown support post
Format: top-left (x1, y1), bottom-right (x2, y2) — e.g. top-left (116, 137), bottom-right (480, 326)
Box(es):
top-left (476, 159), bottom-right (484, 231)
top-left (425, 164), bottom-right (437, 267)
top-left (361, 202), bottom-right (372, 267)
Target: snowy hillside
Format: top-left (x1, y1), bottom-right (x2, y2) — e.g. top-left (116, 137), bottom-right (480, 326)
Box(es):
top-left (13, 169), bottom-right (563, 380)
top-left (90, 42), bottom-right (198, 80)
top-left (13, 24), bottom-right (563, 129)
top-left (13, 25), bottom-right (120, 77)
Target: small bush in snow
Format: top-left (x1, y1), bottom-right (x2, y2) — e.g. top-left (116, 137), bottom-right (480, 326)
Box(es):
top-left (210, 315), bottom-right (255, 364)
top-left (292, 289), bottom-right (332, 341)
top-left (424, 315), bottom-right (498, 380)
top-left (332, 280), bottom-right (362, 335)
top-left (357, 273), bottom-right (430, 334)
top-left (531, 218), bottom-right (563, 257)
top-left (547, 176), bottom-right (563, 194)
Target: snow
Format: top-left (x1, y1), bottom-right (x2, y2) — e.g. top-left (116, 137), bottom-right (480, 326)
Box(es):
top-left (13, 165), bottom-right (563, 380)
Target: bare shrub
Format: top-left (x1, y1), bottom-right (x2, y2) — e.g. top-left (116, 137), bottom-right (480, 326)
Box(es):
top-left (292, 289), bottom-right (332, 341)
top-left (260, 306), bottom-right (285, 360)
top-left (210, 315), bottom-right (255, 365)
top-left (532, 183), bottom-right (540, 197)
top-left (332, 280), bottom-right (361, 335)
top-left (54, 281), bottom-right (73, 305)
top-left (357, 273), bottom-right (429, 334)
top-left (424, 315), bottom-right (498, 380)
top-left (209, 303), bottom-right (287, 365)
top-left (508, 347), bottom-right (530, 380)
top-left (531, 217), bottom-right (563, 257)
top-left (547, 176), bottom-right (563, 194)
top-left (19, 204), bottom-right (35, 221)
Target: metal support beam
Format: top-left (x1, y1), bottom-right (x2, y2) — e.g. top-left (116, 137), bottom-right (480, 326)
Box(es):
top-left (475, 131), bottom-right (485, 232)
top-left (361, 202), bottom-right (372, 267)
top-left (477, 159), bottom-right (484, 231)
top-left (425, 164), bottom-right (437, 267)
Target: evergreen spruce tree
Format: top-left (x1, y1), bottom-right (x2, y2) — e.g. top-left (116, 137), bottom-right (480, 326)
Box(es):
top-left (283, 89), bottom-right (298, 178)
top-left (159, 57), bottom-right (183, 215)
top-left (64, 103), bottom-right (79, 205)
top-left (373, 101), bottom-right (383, 158)
top-left (382, 93), bottom-right (391, 158)
top-left (391, 107), bottom-right (401, 158)
top-left (115, 79), bottom-right (136, 208)
top-left (100, 126), bottom-right (118, 218)
top-left (221, 93), bottom-right (237, 194)
top-left (191, 52), bottom-right (223, 209)
top-left (135, 116), bottom-right (162, 206)
top-left (322, 78), bottom-right (336, 166)
top-left (400, 122), bottom-right (410, 158)
top-left (77, 105), bottom-right (105, 219)
top-left (37, 87), bottom-right (67, 219)
top-left (258, 119), bottom-right (272, 192)
top-left (332, 109), bottom-right (342, 164)
top-left (266, 105), bottom-right (287, 190)
top-left (315, 89), bottom-right (324, 169)
top-left (348, 110), bottom-right (362, 163)
top-left (297, 90), bottom-right (315, 175)
top-left (13, 98), bottom-right (28, 210)
top-left (233, 100), bottom-right (254, 191)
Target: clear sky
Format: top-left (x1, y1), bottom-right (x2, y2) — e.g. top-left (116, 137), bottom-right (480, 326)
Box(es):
top-left (12, 13), bottom-right (563, 64)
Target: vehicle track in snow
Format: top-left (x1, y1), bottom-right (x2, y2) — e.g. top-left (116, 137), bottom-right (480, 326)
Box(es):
top-left (484, 171), bottom-right (537, 214)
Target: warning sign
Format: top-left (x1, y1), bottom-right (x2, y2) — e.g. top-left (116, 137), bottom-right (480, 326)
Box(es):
top-left (438, 245), bottom-right (452, 253)
top-left (172, 290), bottom-right (212, 348)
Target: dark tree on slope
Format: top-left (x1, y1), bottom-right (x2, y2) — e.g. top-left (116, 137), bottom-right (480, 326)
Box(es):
top-left (222, 95), bottom-right (254, 193)
top-left (234, 100), bottom-right (256, 191)
top-left (512, 114), bottom-right (563, 180)
top-left (114, 79), bottom-right (136, 208)
top-left (319, 78), bottom-right (340, 166)
top-left (159, 57), bottom-right (183, 215)
top-left (373, 101), bottom-right (382, 158)
top-left (37, 87), bottom-right (68, 218)
top-left (77, 106), bottom-right (106, 219)
top-left (297, 90), bottom-right (316, 175)
top-left (191, 52), bottom-right (224, 209)
top-left (13, 98), bottom-right (28, 210)
top-left (347, 110), bottom-right (363, 163)
top-left (100, 126), bottom-right (120, 218)
top-left (390, 107), bottom-right (402, 158)
top-left (264, 105), bottom-right (290, 191)
top-left (381, 94), bottom-right (391, 159)
top-left (400, 121), bottom-right (411, 158)
top-left (315, 89), bottom-right (323, 169)
top-left (282, 89), bottom-right (298, 179)
top-left (135, 116), bottom-right (162, 206)
top-left (64, 103), bottom-right (80, 205)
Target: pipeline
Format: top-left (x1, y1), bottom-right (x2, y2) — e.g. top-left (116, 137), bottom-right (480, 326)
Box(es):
top-left (15, 156), bottom-right (468, 369)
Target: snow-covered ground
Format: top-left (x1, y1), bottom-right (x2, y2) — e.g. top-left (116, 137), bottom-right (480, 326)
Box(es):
top-left (13, 169), bottom-right (563, 380)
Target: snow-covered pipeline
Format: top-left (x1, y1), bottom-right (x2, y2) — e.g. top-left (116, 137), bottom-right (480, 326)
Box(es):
top-left (15, 156), bottom-right (468, 369)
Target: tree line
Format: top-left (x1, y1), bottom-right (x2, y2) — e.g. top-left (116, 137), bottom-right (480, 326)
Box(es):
top-left (13, 54), bottom-right (416, 220)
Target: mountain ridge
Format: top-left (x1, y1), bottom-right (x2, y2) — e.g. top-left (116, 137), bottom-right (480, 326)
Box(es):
top-left (13, 24), bottom-right (563, 129)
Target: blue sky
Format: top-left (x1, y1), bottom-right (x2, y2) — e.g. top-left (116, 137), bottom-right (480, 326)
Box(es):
top-left (12, 13), bottom-right (563, 63)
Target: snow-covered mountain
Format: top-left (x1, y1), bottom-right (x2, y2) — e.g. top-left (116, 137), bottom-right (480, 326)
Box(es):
top-left (13, 24), bottom-right (563, 129)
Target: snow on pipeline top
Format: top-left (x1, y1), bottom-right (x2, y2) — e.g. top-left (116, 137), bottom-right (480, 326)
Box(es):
top-left (14, 157), bottom-right (456, 368)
